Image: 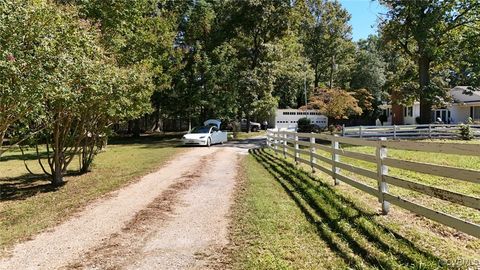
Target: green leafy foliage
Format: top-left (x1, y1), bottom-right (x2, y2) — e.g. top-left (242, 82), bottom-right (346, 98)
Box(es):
top-left (0, 0), bottom-right (154, 184)
top-left (380, 0), bottom-right (480, 123)
top-left (459, 117), bottom-right (475, 140)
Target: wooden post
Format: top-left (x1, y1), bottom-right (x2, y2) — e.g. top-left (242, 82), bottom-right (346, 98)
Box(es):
top-left (283, 132), bottom-right (287, 158)
top-left (294, 132), bottom-right (299, 165)
top-left (359, 126), bottom-right (363, 138)
top-left (331, 135), bottom-right (340, 185)
top-left (376, 137), bottom-right (390, 215)
top-left (267, 131), bottom-right (271, 148)
top-left (393, 125), bottom-right (397, 139)
top-left (274, 132), bottom-right (278, 155)
top-left (310, 134), bottom-right (316, 172)
top-left (342, 124), bottom-right (345, 137)
top-left (428, 124), bottom-right (432, 139)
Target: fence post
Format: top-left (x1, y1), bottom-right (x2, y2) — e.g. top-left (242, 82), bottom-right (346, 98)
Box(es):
top-left (376, 137), bottom-right (390, 215)
top-left (393, 125), bottom-right (397, 139)
top-left (428, 124), bottom-right (432, 139)
top-left (310, 134), bottom-right (316, 172)
top-left (359, 126), bottom-right (363, 138)
top-left (274, 132), bottom-right (278, 155)
top-left (283, 132), bottom-right (287, 158)
top-left (331, 135), bottom-right (340, 185)
top-left (342, 124), bottom-right (345, 137)
top-left (294, 132), bottom-right (299, 165)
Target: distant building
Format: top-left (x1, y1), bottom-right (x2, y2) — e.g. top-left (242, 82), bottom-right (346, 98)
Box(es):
top-left (274, 109), bottom-right (328, 130)
top-left (381, 86), bottom-right (480, 125)
top-left (447, 86), bottom-right (480, 123)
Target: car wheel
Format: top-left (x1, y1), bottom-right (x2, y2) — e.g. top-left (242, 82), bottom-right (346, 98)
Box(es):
top-left (252, 126), bottom-right (259, 132)
top-left (207, 138), bottom-right (211, 147)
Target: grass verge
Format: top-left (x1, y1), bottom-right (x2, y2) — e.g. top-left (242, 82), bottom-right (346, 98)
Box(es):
top-left (229, 154), bottom-right (348, 269)
top-left (230, 148), bottom-right (479, 269)
top-left (0, 135), bottom-right (184, 251)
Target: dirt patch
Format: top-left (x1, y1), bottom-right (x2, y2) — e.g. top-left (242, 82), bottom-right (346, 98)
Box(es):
top-left (65, 158), bottom-right (209, 270)
top-left (0, 147), bottom-right (217, 270)
top-left (0, 143), bottom-right (257, 270)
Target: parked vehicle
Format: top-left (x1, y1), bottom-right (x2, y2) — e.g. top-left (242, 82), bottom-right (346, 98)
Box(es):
top-left (240, 119), bottom-right (261, 132)
top-left (182, 119), bottom-right (228, 146)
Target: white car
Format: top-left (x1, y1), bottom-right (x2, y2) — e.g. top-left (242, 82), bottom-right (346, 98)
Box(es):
top-left (182, 120), bottom-right (228, 146)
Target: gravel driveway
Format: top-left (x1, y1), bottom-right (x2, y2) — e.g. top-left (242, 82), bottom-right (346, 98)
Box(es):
top-left (0, 138), bottom-right (263, 270)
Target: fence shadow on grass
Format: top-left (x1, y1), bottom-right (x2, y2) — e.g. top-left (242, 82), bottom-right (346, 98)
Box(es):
top-left (250, 148), bottom-right (446, 270)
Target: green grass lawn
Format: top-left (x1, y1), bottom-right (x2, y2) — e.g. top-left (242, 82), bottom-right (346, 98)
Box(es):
top-left (232, 148), bottom-right (479, 269)
top-left (293, 140), bottom-right (480, 225)
top-left (230, 154), bottom-right (348, 269)
top-left (0, 135), bottom-right (184, 250)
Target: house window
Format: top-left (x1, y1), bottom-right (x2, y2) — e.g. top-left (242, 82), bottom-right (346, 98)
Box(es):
top-left (404, 106), bottom-right (413, 117)
top-left (471, 106), bottom-right (480, 120)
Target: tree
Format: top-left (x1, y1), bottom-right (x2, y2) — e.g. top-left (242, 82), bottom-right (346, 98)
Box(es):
top-left (221, 0), bottom-right (292, 130)
top-left (446, 21), bottom-right (480, 89)
top-left (301, 88), bottom-right (362, 120)
top-left (350, 36), bottom-right (387, 100)
top-left (0, 0), bottom-right (155, 184)
top-left (77, 0), bottom-right (181, 135)
top-left (301, 0), bottom-right (353, 89)
top-left (380, 0), bottom-right (480, 123)
top-left (0, 1), bottom-right (54, 156)
top-left (272, 32), bottom-right (314, 109)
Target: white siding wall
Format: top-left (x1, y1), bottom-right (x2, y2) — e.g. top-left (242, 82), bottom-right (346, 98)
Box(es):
top-left (404, 103), bottom-right (421, 125)
top-left (449, 105), bottom-right (471, 123)
top-left (275, 109), bottom-right (328, 130)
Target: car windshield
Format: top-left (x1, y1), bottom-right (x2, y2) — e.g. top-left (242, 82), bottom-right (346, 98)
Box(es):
top-left (190, 126), bottom-right (211, 134)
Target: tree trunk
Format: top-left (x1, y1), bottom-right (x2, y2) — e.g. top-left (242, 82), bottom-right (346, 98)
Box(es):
top-left (0, 130), bottom-right (5, 157)
top-left (52, 136), bottom-right (64, 186)
top-left (152, 105), bottom-right (161, 132)
top-left (329, 55), bottom-right (335, 89)
top-left (418, 56), bottom-right (432, 124)
top-left (133, 119), bottom-right (141, 137)
top-left (313, 63), bottom-right (319, 88)
top-left (127, 120), bottom-right (133, 134)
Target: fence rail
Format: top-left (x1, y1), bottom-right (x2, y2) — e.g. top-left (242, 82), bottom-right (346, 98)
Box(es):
top-left (342, 124), bottom-right (480, 139)
top-left (266, 130), bottom-right (480, 238)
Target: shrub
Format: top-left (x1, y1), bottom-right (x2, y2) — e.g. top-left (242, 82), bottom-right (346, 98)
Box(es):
top-left (459, 117), bottom-right (474, 140)
top-left (415, 116), bottom-right (421, 124)
top-left (328, 124), bottom-right (342, 134)
top-left (297, 117), bottom-right (312, 132)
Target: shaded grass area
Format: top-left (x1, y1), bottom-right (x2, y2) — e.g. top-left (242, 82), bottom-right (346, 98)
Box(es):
top-left (0, 136), bottom-right (184, 250)
top-left (236, 148), bottom-right (478, 269)
top-left (229, 155), bottom-right (348, 269)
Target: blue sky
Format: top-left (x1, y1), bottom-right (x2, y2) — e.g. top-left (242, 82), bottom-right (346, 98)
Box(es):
top-left (339, 0), bottom-right (387, 41)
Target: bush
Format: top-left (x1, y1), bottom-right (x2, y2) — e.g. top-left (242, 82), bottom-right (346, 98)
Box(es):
top-left (415, 116), bottom-right (421, 124)
top-left (297, 117), bottom-right (312, 132)
top-left (459, 117), bottom-right (474, 140)
top-left (328, 124), bottom-right (343, 134)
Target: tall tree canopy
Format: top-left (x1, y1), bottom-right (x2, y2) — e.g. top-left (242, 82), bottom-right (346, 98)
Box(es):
top-left (302, 0), bottom-right (353, 89)
top-left (380, 0), bottom-right (480, 123)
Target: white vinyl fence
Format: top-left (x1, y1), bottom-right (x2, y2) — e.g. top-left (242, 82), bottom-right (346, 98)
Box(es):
top-left (342, 124), bottom-right (480, 139)
top-left (266, 130), bottom-right (480, 238)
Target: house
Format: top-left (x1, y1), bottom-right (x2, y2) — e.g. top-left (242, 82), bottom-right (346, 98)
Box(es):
top-left (446, 86), bottom-right (480, 123)
top-left (380, 102), bottom-right (420, 125)
top-left (380, 86), bottom-right (479, 125)
top-left (274, 109), bottom-right (328, 130)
